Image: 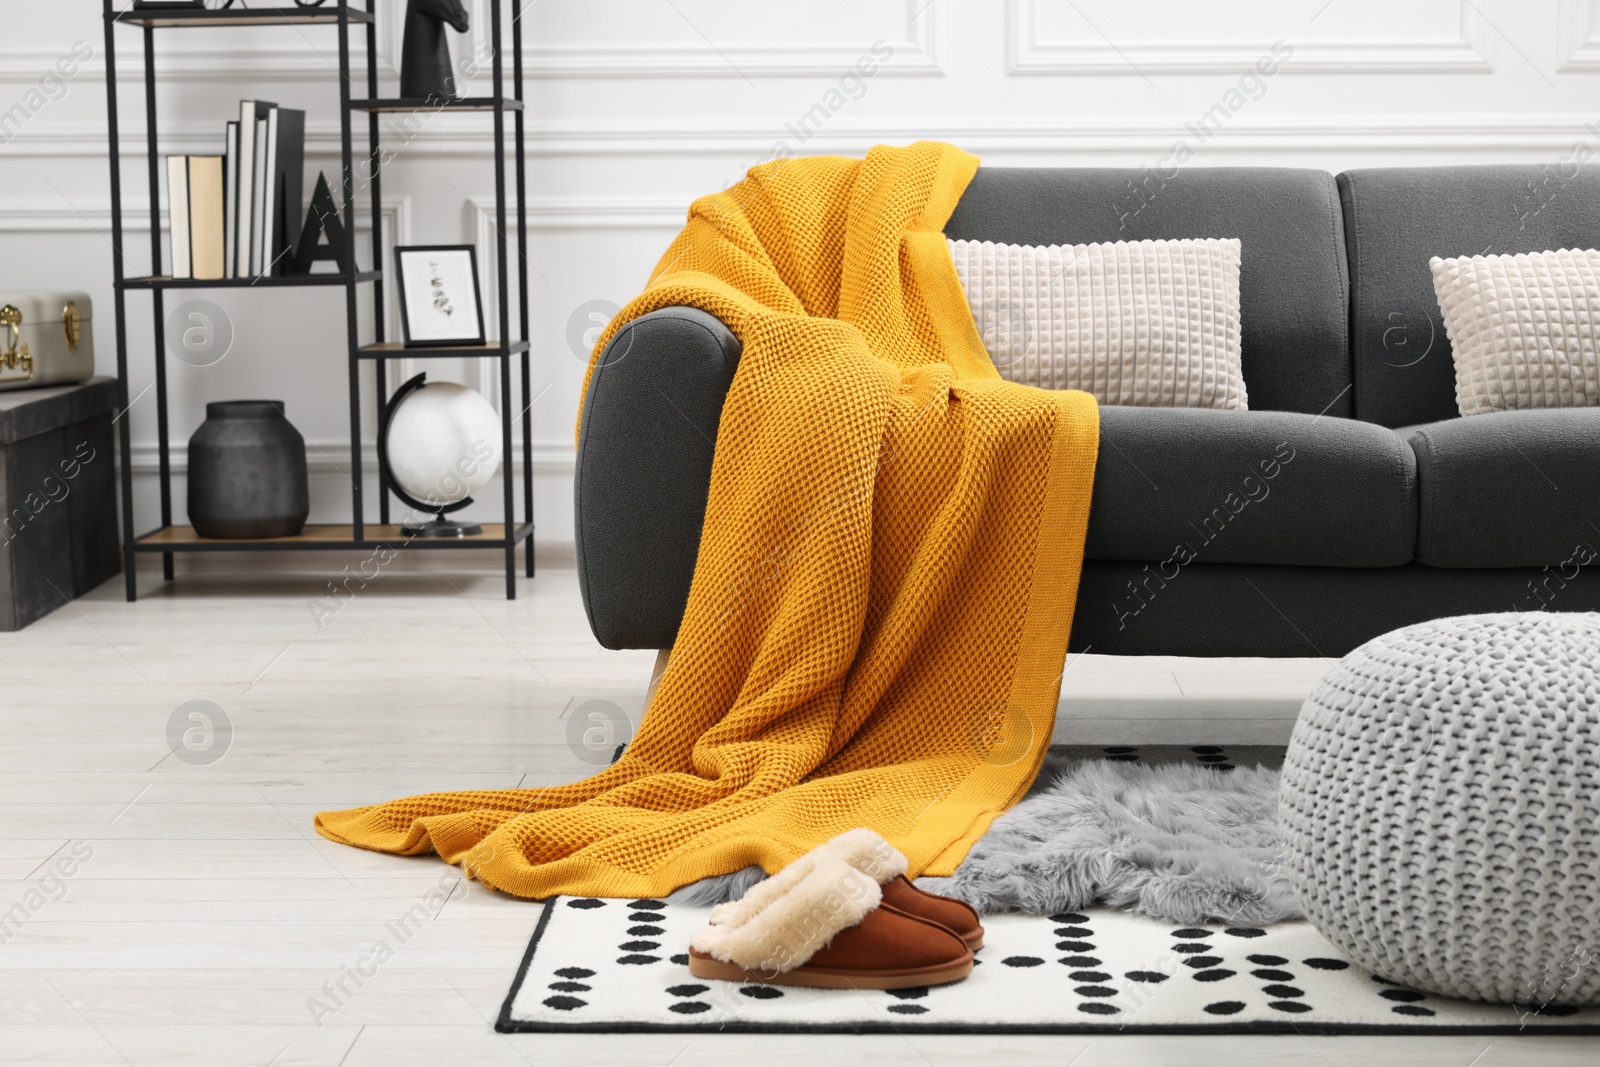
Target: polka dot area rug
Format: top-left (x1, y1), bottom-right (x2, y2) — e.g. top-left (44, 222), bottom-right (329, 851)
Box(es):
top-left (497, 896), bottom-right (1599, 1034)
top-left (495, 745), bottom-right (1600, 1034)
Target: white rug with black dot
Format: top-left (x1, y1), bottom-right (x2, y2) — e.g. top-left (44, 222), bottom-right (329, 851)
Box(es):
top-left (497, 895), bottom-right (1599, 1034)
top-left (496, 743), bottom-right (1600, 1034)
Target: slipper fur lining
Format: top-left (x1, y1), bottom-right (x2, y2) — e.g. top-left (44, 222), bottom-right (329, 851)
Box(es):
top-left (690, 856), bottom-right (880, 974)
top-left (708, 851), bottom-right (824, 930)
top-left (824, 828), bottom-right (908, 884)
top-left (709, 829), bottom-right (908, 930)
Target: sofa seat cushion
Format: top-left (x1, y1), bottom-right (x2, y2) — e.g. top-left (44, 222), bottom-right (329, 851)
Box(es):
top-left (1087, 406), bottom-right (1417, 568)
top-left (1403, 408), bottom-right (1600, 568)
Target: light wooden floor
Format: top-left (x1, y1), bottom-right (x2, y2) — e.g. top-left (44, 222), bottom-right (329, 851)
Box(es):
top-left (0, 555), bottom-right (1590, 1066)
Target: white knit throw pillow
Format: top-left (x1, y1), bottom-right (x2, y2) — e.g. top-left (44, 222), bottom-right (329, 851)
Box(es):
top-left (948, 237), bottom-right (1246, 409)
top-left (1430, 248), bottom-right (1600, 417)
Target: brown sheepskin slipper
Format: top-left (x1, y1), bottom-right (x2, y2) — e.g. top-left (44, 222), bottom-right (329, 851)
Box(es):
top-left (709, 828), bottom-right (985, 952)
top-left (881, 874), bottom-right (985, 951)
top-left (689, 905), bottom-right (973, 989)
top-left (689, 854), bottom-right (972, 990)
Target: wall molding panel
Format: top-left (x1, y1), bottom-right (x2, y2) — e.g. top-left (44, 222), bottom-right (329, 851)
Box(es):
top-left (1005, 0), bottom-right (1493, 75)
top-left (1559, 0), bottom-right (1600, 71)
top-left (517, 0), bottom-right (939, 78)
top-left (0, 195), bottom-right (683, 234)
top-left (466, 195), bottom-right (516, 410)
top-left (13, 114), bottom-right (1600, 163)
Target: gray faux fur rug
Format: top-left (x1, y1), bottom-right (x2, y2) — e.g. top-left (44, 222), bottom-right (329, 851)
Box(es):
top-left (669, 758), bottom-right (1299, 926)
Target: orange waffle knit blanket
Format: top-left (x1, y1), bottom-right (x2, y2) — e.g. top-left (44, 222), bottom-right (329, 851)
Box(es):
top-left (314, 142), bottom-right (1099, 898)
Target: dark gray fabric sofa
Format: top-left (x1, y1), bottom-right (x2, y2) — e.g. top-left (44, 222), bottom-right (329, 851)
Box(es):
top-left (575, 164), bottom-right (1600, 657)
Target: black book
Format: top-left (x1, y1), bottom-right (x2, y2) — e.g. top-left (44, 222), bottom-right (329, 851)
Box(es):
top-left (263, 107), bottom-right (305, 277)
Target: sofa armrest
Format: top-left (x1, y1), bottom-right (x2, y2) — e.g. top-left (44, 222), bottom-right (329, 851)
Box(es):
top-left (575, 306), bottom-right (741, 649)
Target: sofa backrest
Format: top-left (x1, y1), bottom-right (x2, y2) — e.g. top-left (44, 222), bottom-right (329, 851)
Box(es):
top-left (1339, 164), bottom-right (1600, 428)
top-left (944, 166), bottom-right (1351, 418)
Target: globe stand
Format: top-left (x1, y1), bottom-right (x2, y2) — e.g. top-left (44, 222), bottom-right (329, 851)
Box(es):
top-left (400, 514), bottom-right (482, 539)
top-left (379, 372), bottom-right (483, 540)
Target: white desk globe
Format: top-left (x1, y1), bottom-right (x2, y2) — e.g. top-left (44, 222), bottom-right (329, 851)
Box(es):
top-left (384, 381), bottom-right (501, 531)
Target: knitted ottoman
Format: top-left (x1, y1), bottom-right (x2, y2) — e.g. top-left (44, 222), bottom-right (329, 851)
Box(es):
top-left (1279, 612), bottom-right (1600, 1008)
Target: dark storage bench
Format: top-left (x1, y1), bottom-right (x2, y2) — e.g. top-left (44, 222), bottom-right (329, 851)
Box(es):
top-left (0, 377), bottom-right (121, 630)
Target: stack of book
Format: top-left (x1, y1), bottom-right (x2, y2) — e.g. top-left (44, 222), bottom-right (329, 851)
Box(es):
top-left (167, 100), bottom-right (305, 280)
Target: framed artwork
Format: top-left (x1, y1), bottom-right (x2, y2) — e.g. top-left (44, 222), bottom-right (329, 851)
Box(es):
top-left (394, 244), bottom-right (485, 347)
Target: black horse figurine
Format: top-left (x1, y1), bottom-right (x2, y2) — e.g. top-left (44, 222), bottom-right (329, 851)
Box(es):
top-left (400, 0), bottom-right (470, 101)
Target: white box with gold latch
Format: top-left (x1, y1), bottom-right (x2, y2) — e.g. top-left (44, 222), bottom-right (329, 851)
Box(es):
top-left (0, 292), bottom-right (94, 392)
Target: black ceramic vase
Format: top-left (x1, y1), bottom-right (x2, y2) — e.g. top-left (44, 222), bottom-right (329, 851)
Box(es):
top-left (187, 400), bottom-right (310, 539)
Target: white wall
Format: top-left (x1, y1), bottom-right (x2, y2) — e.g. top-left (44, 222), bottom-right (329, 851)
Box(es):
top-left (3, 0), bottom-right (1598, 548)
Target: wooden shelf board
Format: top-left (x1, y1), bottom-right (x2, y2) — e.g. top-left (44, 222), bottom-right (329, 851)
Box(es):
top-left (135, 523), bottom-right (533, 551)
top-left (112, 7), bottom-right (374, 29)
top-left (118, 272), bottom-right (379, 290)
top-left (357, 340), bottom-right (529, 359)
top-left (348, 97), bottom-right (524, 113)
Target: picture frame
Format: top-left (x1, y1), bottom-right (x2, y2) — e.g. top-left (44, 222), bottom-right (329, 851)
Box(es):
top-left (394, 244), bottom-right (486, 347)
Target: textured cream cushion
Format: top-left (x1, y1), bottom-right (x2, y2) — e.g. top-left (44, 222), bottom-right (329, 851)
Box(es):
top-left (1431, 248), bottom-right (1600, 417)
top-left (948, 237), bottom-right (1246, 409)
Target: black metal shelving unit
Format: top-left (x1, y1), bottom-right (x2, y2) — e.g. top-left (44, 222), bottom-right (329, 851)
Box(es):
top-left (102, 0), bottom-right (534, 601)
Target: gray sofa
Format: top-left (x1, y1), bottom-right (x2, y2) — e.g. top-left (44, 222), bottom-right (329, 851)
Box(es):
top-left (575, 164), bottom-right (1600, 658)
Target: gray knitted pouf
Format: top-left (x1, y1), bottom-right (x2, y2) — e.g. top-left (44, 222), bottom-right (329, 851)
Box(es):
top-left (1280, 612), bottom-right (1600, 1008)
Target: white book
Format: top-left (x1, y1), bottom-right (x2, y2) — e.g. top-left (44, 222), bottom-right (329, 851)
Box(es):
top-left (222, 120), bottom-right (238, 279)
top-left (250, 115), bottom-right (268, 276)
top-left (167, 155), bottom-right (190, 279)
top-left (234, 101), bottom-right (255, 277)
top-left (259, 107), bottom-right (281, 276)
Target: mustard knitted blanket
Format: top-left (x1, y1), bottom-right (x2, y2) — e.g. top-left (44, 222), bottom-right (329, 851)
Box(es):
top-left (315, 142), bottom-right (1099, 898)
